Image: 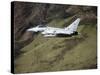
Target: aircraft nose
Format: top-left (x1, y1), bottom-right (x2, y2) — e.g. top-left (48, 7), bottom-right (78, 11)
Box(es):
top-left (27, 29), bottom-right (32, 31)
top-left (27, 28), bottom-right (38, 32)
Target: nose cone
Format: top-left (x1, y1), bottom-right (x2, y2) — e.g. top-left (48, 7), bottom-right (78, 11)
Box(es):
top-left (27, 27), bottom-right (38, 32)
top-left (27, 28), bottom-right (33, 31)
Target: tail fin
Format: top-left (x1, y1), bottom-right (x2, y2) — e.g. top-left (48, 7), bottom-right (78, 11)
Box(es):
top-left (65, 18), bottom-right (81, 32)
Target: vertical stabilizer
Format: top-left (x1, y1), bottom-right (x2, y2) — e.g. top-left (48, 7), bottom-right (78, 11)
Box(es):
top-left (65, 18), bottom-right (81, 32)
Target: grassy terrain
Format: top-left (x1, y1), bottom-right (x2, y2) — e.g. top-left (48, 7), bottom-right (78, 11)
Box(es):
top-left (14, 18), bottom-right (97, 73)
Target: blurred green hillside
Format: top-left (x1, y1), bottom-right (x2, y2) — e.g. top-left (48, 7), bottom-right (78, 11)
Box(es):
top-left (14, 18), bottom-right (97, 73)
top-left (13, 2), bottom-right (97, 73)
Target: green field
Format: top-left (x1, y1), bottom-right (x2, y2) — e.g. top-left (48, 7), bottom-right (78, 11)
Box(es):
top-left (14, 18), bottom-right (97, 73)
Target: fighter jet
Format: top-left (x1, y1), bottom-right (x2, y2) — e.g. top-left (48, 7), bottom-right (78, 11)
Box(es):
top-left (27, 18), bottom-right (81, 37)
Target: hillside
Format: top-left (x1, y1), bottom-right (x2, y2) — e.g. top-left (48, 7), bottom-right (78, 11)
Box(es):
top-left (14, 18), bottom-right (97, 73)
top-left (13, 2), bottom-right (97, 73)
